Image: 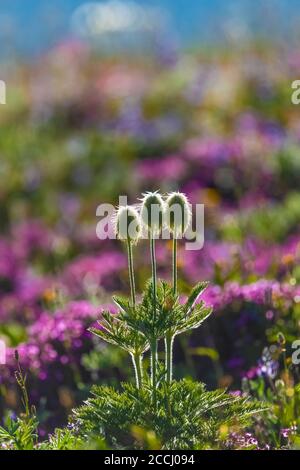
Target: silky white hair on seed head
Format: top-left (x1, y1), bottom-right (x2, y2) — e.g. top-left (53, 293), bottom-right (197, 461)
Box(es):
top-left (113, 205), bottom-right (141, 243)
top-left (140, 191), bottom-right (165, 235)
top-left (165, 192), bottom-right (192, 237)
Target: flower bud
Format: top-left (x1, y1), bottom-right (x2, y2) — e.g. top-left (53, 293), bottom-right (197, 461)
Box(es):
top-left (114, 206), bottom-right (141, 243)
top-left (165, 192), bottom-right (191, 237)
top-left (277, 332), bottom-right (286, 346)
top-left (140, 191), bottom-right (165, 235)
top-left (275, 379), bottom-right (285, 392)
top-left (241, 377), bottom-right (250, 394)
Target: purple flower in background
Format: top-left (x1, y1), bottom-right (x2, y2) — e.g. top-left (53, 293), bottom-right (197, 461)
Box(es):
top-left (5, 300), bottom-right (110, 372)
top-left (12, 221), bottom-right (53, 259)
top-left (184, 137), bottom-right (241, 164)
top-left (280, 426), bottom-right (297, 439)
top-left (0, 239), bottom-right (19, 281)
top-left (225, 432), bottom-right (260, 449)
top-left (136, 154), bottom-right (186, 182)
top-left (62, 251), bottom-right (126, 295)
top-left (257, 347), bottom-right (279, 380)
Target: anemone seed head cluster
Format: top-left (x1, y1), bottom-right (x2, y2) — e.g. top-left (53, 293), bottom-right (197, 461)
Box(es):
top-left (114, 191), bottom-right (191, 241)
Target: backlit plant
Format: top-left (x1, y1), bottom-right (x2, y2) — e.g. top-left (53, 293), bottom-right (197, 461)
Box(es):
top-left (64, 191), bottom-right (268, 449)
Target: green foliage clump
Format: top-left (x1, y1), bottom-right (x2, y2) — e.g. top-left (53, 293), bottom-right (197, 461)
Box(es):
top-left (72, 379), bottom-right (266, 450)
top-left (0, 352), bottom-right (38, 450)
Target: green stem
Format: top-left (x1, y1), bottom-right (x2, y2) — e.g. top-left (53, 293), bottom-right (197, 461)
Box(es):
top-left (165, 332), bottom-right (174, 385)
top-left (127, 240), bottom-right (144, 389)
top-left (127, 239), bottom-right (136, 307)
top-left (172, 236), bottom-right (177, 296)
top-left (131, 353), bottom-right (143, 389)
top-left (150, 340), bottom-right (157, 408)
top-left (165, 235), bottom-right (177, 385)
top-left (150, 236), bottom-right (157, 317)
top-left (150, 235), bottom-right (157, 407)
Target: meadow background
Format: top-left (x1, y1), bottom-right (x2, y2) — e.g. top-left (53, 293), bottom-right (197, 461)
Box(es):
top-left (1, 0), bottom-right (300, 448)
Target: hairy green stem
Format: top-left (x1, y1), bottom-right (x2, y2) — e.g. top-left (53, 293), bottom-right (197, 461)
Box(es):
top-left (150, 235), bottom-right (157, 407)
top-left (150, 340), bottom-right (158, 409)
top-left (150, 236), bottom-right (157, 316)
top-left (127, 240), bottom-right (144, 390)
top-left (165, 331), bottom-right (174, 385)
top-left (172, 236), bottom-right (177, 296)
top-left (131, 353), bottom-right (143, 389)
top-left (165, 235), bottom-right (177, 385)
top-left (127, 239), bottom-right (136, 307)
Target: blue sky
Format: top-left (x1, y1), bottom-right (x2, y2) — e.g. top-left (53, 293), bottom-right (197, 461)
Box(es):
top-left (0, 0), bottom-right (299, 57)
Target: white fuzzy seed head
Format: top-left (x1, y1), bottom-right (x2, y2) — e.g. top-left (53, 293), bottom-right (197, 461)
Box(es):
top-left (140, 191), bottom-right (165, 235)
top-left (165, 192), bottom-right (192, 236)
top-left (114, 205), bottom-right (141, 243)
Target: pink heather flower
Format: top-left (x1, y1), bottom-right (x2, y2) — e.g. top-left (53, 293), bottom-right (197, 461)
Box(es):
top-left (5, 300), bottom-right (108, 371)
top-left (62, 251), bottom-right (126, 295)
top-left (197, 279), bottom-right (297, 312)
top-left (225, 431), bottom-right (261, 449)
top-left (136, 154), bottom-right (186, 182)
top-left (183, 137), bottom-right (242, 164)
top-left (244, 366), bottom-right (260, 380)
top-left (200, 284), bottom-right (223, 309)
top-left (15, 273), bottom-right (52, 305)
top-left (280, 426), bottom-right (297, 439)
top-left (229, 390), bottom-right (242, 397)
top-left (12, 220), bottom-right (53, 260)
top-left (0, 239), bottom-right (19, 280)
top-left (29, 301), bottom-right (100, 343)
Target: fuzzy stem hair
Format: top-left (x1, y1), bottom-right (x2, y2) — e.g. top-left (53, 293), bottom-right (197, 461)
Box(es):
top-left (150, 235), bottom-right (158, 407)
top-left (127, 239), bottom-right (136, 308)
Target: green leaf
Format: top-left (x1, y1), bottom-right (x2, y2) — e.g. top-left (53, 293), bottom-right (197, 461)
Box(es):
top-left (113, 295), bottom-right (131, 314)
top-left (185, 281), bottom-right (209, 313)
top-left (188, 347), bottom-right (220, 361)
